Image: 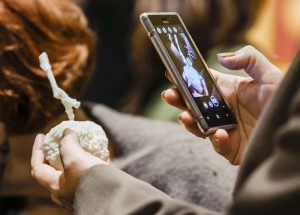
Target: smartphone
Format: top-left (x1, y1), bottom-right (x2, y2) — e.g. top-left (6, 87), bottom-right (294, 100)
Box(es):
top-left (140, 12), bottom-right (237, 134)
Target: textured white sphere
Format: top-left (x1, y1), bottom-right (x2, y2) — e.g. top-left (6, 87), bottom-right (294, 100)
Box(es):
top-left (43, 120), bottom-right (109, 170)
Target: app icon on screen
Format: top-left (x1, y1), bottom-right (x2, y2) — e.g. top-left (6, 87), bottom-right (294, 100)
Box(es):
top-left (162, 27), bottom-right (167, 33)
top-left (157, 28), bottom-right (162, 34)
top-left (210, 96), bottom-right (219, 107)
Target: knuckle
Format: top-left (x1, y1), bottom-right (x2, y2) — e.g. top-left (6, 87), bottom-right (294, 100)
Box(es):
top-left (228, 156), bottom-right (235, 165)
top-left (31, 168), bottom-right (40, 181)
top-left (273, 67), bottom-right (282, 75)
top-left (213, 146), bottom-right (222, 155)
top-left (50, 183), bottom-right (60, 192)
top-left (245, 45), bottom-right (260, 59)
top-left (244, 45), bottom-right (256, 52)
top-left (63, 159), bottom-right (77, 170)
top-left (214, 145), bottom-right (229, 158)
top-left (228, 157), bottom-right (238, 165)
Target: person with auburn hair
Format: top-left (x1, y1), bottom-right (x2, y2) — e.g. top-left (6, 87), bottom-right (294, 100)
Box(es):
top-left (0, 0), bottom-right (95, 135)
top-left (0, 0), bottom-right (95, 213)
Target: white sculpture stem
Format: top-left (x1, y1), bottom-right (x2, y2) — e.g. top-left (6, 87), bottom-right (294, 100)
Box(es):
top-left (39, 52), bottom-right (80, 120)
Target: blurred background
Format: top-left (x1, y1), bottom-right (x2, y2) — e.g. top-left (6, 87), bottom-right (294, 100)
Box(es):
top-left (80, 0), bottom-right (300, 121)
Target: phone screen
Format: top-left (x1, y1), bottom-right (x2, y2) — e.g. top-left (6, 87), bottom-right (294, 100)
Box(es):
top-left (148, 15), bottom-right (236, 128)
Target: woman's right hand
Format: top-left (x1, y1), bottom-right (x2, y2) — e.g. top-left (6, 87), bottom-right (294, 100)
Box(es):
top-left (162, 46), bottom-right (283, 165)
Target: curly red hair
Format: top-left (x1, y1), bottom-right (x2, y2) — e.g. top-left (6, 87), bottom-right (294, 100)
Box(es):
top-left (0, 0), bottom-right (96, 134)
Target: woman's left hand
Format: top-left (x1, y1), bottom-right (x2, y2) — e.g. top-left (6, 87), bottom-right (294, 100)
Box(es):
top-left (31, 129), bottom-right (107, 209)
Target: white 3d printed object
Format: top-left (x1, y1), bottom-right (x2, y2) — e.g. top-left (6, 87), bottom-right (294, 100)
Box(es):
top-left (43, 120), bottom-right (109, 170)
top-left (39, 52), bottom-right (109, 170)
top-left (39, 52), bottom-right (80, 120)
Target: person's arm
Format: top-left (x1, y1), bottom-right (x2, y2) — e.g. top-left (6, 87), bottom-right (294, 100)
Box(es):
top-left (31, 129), bottom-right (219, 215)
top-left (75, 164), bottom-right (219, 215)
top-left (82, 102), bottom-right (237, 212)
top-left (163, 45), bottom-right (283, 164)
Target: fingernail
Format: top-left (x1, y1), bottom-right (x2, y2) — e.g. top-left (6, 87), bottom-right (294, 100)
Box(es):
top-left (217, 52), bottom-right (236, 58)
top-left (178, 113), bottom-right (183, 123)
top-left (161, 90), bottom-right (166, 101)
top-left (63, 128), bottom-right (74, 136)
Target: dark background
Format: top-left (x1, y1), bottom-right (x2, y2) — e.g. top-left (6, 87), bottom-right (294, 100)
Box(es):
top-left (83, 0), bottom-right (136, 109)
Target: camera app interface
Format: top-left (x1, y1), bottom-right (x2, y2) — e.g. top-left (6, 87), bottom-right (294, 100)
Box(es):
top-left (155, 24), bottom-right (236, 127)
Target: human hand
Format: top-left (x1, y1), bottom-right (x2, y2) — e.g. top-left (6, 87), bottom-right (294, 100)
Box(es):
top-left (162, 46), bottom-right (283, 164)
top-left (31, 129), bottom-right (107, 210)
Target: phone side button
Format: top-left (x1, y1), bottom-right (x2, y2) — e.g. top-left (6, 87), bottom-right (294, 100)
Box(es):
top-left (149, 30), bottom-right (156, 37)
top-left (195, 115), bottom-right (204, 119)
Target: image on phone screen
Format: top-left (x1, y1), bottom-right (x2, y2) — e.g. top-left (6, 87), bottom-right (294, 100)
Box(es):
top-left (153, 21), bottom-right (236, 128)
top-left (168, 32), bottom-right (209, 98)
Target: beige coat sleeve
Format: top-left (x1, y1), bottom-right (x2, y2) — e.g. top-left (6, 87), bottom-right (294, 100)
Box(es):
top-left (74, 164), bottom-right (219, 215)
top-left (228, 54), bottom-right (300, 215)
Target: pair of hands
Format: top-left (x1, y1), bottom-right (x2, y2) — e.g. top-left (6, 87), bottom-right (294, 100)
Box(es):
top-left (31, 45), bottom-right (282, 209)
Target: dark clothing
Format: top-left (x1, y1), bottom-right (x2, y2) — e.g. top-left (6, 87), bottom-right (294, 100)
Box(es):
top-left (75, 53), bottom-right (300, 214)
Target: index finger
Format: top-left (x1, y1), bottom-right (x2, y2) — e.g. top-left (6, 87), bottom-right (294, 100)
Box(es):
top-left (31, 134), bottom-right (46, 169)
top-left (217, 45), bottom-right (282, 84)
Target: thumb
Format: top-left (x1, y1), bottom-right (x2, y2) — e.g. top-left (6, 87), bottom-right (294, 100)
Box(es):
top-left (59, 128), bottom-right (85, 169)
top-left (60, 128), bottom-right (106, 174)
top-left (217, 45), bottom-right (282, 84)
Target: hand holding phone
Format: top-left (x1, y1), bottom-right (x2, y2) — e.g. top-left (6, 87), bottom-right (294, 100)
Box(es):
top-left (140, 12), bottom-right (237, 134)
top-left (140, 13), bottom-right (282, 164)
top-left (163, 46), bottom-right (282, 164)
